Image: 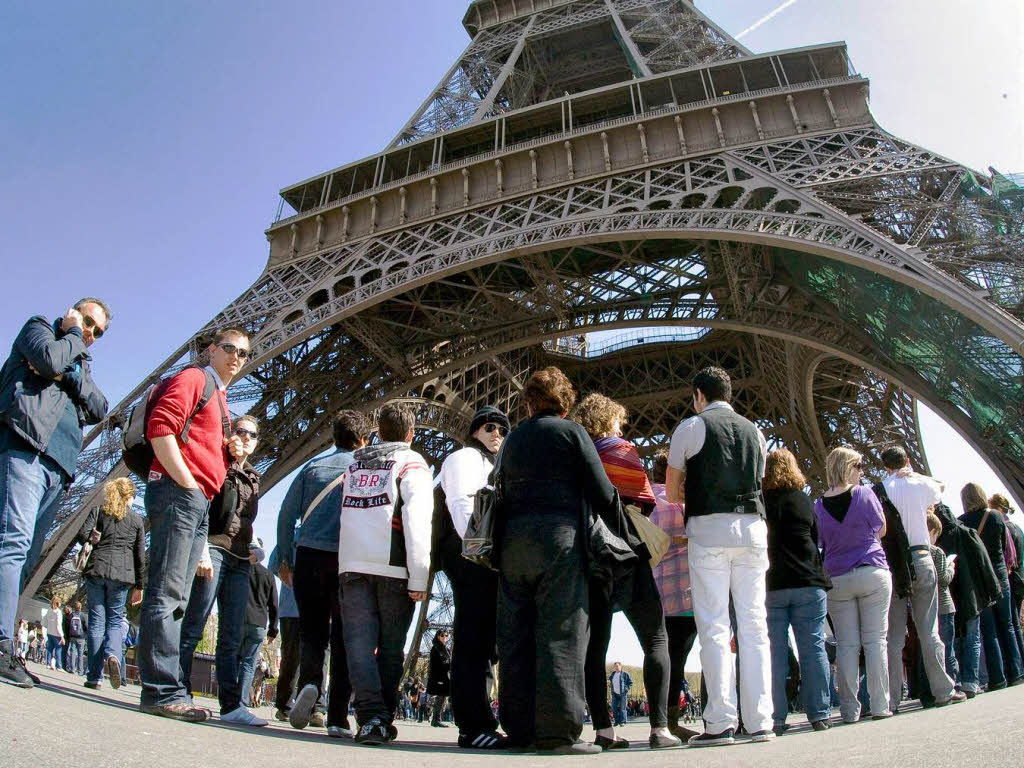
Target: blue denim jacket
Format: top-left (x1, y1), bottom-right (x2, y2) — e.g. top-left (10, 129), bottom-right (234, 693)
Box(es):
top-left (276, 449), bottom-right (356, 566)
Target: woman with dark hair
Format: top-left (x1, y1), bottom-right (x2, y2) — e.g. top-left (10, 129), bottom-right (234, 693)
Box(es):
top-left (496, 366), bottom-right (615, 755)
top-left (575, 394), bottom-right (678, 750)
top-left (427, 629), bottom-right (451, 727)
top-left (960, 482), bottom-right (1024, 688)
top-left (76, 477), bottom-right (145, 689)
top-left (435, 405), bottom-right (511, 750)
top-left (763, 449), bottom-right (831, 733)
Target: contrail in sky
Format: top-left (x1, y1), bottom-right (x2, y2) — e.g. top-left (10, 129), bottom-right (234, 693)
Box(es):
top-left (735, 0), bottom-right (801, 39)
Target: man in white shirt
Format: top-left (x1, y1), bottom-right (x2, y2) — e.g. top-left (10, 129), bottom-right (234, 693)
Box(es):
top-left (879, 445), bottom-right (964, 709)
top-left (665, 367), bottom-right (773, 746)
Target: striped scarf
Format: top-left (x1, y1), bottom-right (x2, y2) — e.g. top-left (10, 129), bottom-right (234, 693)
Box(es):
top-left (593, 436), bottom-right (656, 507)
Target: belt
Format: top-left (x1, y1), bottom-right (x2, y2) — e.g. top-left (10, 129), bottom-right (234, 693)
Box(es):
top-left (909, 545), bottom-right (931, 553)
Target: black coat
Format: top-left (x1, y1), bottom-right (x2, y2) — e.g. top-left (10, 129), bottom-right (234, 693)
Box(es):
top-left (935, 503), bottom-right (1002, 633)
top-left (873, 483), bottom-right (916, 600)
top-left (208, 462), bottom-right (260, 559)
top-left (0, 316), bottom-right (107, 464)
top-left (77, 506), bottom-right (146, 589)
top-left (427, 635), bottom-right (451, 695)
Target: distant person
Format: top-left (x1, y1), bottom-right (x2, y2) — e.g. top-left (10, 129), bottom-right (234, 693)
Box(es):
top-left (427, 629), bottom-right (451, 728)
top-left (238, 542), bottom-right (278, 711)
top-left (990, 493), bottom-right (1024, 659)
top-left (136, 327), bottom-right (248, 723)
top-left (0, 299), bottom-right (110, 688)
top-left (43, 597), bottom-right (65, 670)
top-left (608, 662), bottom-right (633, 728)
top-left (925, 513), bottom-right (959, 689)
top-left (66, 601), bottom-right (88, 676)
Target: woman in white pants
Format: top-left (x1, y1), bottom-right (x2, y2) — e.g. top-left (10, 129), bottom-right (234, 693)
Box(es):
top-left (813, 447), bottom-right (893, 723)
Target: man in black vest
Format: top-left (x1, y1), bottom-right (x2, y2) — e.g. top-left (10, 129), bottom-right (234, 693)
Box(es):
top-left (665, 367), bottom-right (773, 746)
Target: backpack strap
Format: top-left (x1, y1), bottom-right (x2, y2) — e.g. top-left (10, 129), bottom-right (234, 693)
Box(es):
top-left (180, 368), bottom-right (228, 444)
top-left (300, 472), bottom-right (346, 526)
top-left (977, 508), bottom-right (991, 536)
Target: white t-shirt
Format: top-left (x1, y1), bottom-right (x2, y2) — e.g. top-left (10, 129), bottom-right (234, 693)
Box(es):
top-left (881, 472), bottom-right (943, 548)
top-left (611, 671), bottom-right (623, 694)
top-left (667, 401), bottom-right (768, 549)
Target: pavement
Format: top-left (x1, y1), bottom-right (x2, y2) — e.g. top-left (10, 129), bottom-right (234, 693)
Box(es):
top-left (3, 662), bottom-right (1024, 768)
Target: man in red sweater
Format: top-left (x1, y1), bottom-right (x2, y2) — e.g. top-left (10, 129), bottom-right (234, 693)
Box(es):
top-left (137, 327), bottom-right (249, 722)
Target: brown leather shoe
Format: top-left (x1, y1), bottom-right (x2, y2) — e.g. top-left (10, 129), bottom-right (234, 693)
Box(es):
top-left (139, 702), bottom-right (211, 722)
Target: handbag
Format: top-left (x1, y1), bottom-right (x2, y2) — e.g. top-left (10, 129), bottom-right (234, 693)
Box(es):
top-left (624, 504), bottom-right (670, 568)
top-left (73, 507), bottom-right (104, 573)
top-left (462, 447), bottom-right (505, 572)
top-left (583, 490), bottom-right (638, 580)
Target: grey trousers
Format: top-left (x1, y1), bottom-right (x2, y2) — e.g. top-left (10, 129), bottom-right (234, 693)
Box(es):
top-left (827, 565), bottom-right (892, 722)
top-left (887, 550), bottom-right (955, 708)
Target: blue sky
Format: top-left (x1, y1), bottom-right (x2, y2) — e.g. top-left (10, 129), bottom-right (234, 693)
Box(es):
top-left (2, 1), bottom-right (1021, 663)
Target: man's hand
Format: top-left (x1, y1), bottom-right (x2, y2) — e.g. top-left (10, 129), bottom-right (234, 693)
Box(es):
top-left (408, 591), bottom-right (428, 602)
top-left (129, 588), bottom-right (143, 607)
top-left (62, 307), bottom-right (84, 334)
top-left (60, 638), bottom-right (66, 646)
top-left (227, 435), bottom-right (245, 460)
top-left (278, 562), bottom-right (293, 588)
top-left (196, 545), bottom-right (214, 579)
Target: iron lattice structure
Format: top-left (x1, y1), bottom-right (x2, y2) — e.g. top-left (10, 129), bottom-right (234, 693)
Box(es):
top-left (23, 2), bottom-right (1024, 662)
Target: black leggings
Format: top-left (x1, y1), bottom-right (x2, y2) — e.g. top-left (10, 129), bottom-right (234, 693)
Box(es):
top-left (585, 572), bottom-right (670, 729)
top-left (665, 616), bottom-right (698, 715)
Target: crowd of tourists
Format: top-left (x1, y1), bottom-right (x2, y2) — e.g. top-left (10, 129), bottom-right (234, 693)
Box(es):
top-left (0, 302), bottom-right (1023, 755)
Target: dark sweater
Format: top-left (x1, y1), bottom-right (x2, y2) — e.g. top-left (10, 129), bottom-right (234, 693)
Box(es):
top-left (764, 488), bottom-right (831, 591)
top-left (245, 563), bottom-right (279, 636)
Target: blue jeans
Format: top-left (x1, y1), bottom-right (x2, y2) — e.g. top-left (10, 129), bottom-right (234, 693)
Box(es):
top-left (0, 446), bottom-right (66, 642)
top-left (137, 476), bottom-right (210, 707)
top-left (84, 576), bottom-right (130, 683)
top-left (46, 635), bottom-right (63, 666)
top-left (955, 614), bottom-right (982, 692)
top-left (980, 582), bottom-right (1024, 686)
top-left (766, 587), bottom-right (832, 725)
top-left (179, 547), bottom-right (250, 714)
top-left (610, 691), bottom-right (627, 725)
top-left (238, 623), bottom-right (267, 707)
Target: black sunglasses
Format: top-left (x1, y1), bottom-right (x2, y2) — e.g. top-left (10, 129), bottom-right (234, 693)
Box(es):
top-left (234, 426), bottom-right (258, 440)
top-left (82, 314), bottom-right (105, 339)
top-left (219, 342), bottom-right (250, 359)
top-left (483, 423), bottom-right (508, 437)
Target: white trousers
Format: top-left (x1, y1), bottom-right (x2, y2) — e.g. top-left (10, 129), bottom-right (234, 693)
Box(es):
top-left (688, 540), bottom-right (773, 734)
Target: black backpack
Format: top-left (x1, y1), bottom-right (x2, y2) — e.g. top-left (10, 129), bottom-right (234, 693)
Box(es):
top-left (121, 367), bottom-right (223, 479)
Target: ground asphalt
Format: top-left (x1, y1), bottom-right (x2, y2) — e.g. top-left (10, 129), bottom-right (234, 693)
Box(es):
top-left (3, 662), bottom-right (1024, 768)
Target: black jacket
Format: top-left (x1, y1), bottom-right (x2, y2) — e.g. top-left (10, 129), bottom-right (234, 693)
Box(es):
top-left (76, 506), bottom-right (147, 589)
top-left (207, 462), bottom-right (260, 559)
top-left (872, 483), bottom-right (916, 600)
top-left (0, 316), bottom-right (107, 466)
top-left (245, 563), bottom-right (279, 637)
top-left (427, 635), bottom-right (451, 696)
top-left (935, 503), bottom-right (1002, 633)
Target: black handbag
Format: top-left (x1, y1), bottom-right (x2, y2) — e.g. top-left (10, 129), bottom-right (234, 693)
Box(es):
top-left (462, 447), bottom-right (504, 572)
top-left (583, 489), bottom-right (638, 581)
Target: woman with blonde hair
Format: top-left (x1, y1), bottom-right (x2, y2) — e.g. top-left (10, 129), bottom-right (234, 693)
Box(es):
top-left (960, 483), bottom-right (1024, 687)
top-left (75, 476), bottom-right (145, 689)
top-left (763, 449), bottom-right (831, 733)
top-left (42, 595), bottom-right (64, 669)
top-left (813, 446), bottom-right (891, 723)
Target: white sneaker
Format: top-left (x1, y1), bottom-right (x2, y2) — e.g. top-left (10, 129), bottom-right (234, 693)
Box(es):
top-left (221, 707), bottom-right (268, 727)
top-left (328, 725), bottom-right (355, 738)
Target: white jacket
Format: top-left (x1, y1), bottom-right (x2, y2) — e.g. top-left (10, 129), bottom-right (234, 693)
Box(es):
top-left (338, 442), bottom-right (433, 592)
top-left (438, 445), bottom-right (493, 539)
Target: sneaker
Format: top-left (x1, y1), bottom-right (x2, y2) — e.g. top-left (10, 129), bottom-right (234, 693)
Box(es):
top-left (309, 711), bottom-right (326, 728)
top-left (84, 680), bottom-right (102, 690)
top-left (749, 730), bottom-right (776, 743)
top-left (688, 728), bottom-right (736, 747)
top-left (458, 731), bottom-right (509, 750)
top-left (355, 718), bottom-right (390, 746)
top-left (0, 642), bottom-right (35, 689)
top-left (105, 655), bottom-right (122, 690)
top-left (275, 709), bottom-right (290, 722)
top-left (221, 706), bottom-right (268, 727)
top-left (289, 684), bottom-right (318, 730)
top-left (328, 725), bottom-right (355, 738)
top-left (139, 702), bottom-right (210, 723)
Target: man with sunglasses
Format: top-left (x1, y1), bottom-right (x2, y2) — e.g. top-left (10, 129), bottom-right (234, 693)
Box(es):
top-left (137, 327), bottom-right (250, 722)
top-left (434, 406), bottom-right (511, 749)
top-left (0, 299), bottom-right (110, 689)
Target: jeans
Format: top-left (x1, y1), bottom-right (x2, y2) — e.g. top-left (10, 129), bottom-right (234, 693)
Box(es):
top-left (0, 446), bottom-right (66, 642)
top-left (887, 551), bottom-right (955, 706)
top-left (83, 576), bottom-right (130, 683)
top-left (274, 616), bottom-right (299, 712)
top-left (956, 614), bottom-right (982, 692)
top-left (178, 546), bottom-right (250, 714)
top-left (497, 515), bottom-right (588, 749)
top-left (341, 572), bottom-right (415, 727)
top-left (766, 587), bottom-right (831, 726)
top-left (68, 637), bottom-right (86, 675)
top-left (1011, 595), bottom-right (1024, 670)
top-left (827, 566), bottom-right (892, 721)
top-left (238, 623), bottom-right (267, 707)
top-left (293, 546), bottom-right (349, 726)
top-left (610, 691), bottom-right (627, 726)
top-left (979, 581), bottom-right (1024, 686)
top-left (46, 635), bottom-right (63, 666)
top-left (688, 540), bottom-right (773, 735)
top-left (921, 613), bottom-right (960, 702)
top-left (137, 476), bottom-right (210, 707)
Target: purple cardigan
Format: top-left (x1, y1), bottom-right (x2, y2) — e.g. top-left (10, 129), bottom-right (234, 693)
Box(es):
top-left (814, 485), bottom-right (889, 579)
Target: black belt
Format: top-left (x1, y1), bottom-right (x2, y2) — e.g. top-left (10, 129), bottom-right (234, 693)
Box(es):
top-left (909, 545), bottom-right (931, 553)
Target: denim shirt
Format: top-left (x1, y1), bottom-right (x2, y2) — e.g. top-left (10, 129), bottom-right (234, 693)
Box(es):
top-left (276, 449), bottom-right (356, 566)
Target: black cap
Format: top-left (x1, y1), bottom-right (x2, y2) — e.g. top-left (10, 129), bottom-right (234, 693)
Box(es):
top-left (468, 406), bottom-right (510, 439)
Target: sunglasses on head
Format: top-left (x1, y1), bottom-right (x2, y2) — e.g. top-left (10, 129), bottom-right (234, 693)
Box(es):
top-left (483, 423), bottom-right (508, 437)
top-left (82, 314), bottom-right (105, 339)
top-left (234, 426), bottom-right (258, 440)
top-left (218, 342), bottom-right (250, 359)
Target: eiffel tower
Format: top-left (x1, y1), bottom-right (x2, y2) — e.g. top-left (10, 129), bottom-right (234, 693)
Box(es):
top-left (22, 1), bottom-right (1024, 659)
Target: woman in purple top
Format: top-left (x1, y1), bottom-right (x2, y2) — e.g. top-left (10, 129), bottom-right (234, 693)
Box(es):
top-left (814, 447), bottom-right (892, 723)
